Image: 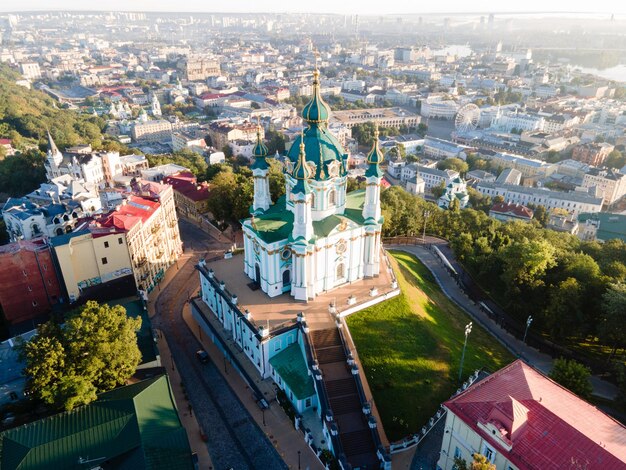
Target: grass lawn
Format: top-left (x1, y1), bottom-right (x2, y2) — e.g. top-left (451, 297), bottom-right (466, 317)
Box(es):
top-left (346, 250), bottom-right (514, 441)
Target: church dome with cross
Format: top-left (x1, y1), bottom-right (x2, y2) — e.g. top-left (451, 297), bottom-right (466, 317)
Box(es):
top-left (285, 67), bottom-right (348, 181)
top-left (241, 65), bottom-right (384, 301)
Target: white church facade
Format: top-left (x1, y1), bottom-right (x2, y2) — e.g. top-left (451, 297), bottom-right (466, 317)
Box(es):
top-left (241, 68), bottom-right (384, 301)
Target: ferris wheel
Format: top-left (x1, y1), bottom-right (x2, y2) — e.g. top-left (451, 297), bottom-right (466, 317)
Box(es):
top-left (454, 103), bottom-right (481, 134)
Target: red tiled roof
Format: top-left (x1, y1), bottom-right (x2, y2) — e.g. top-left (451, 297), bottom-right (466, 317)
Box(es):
top-left (445, 360), bottom-right (626, 470)
top-left (198, 92), bottom-right (225, 100)
top-left (0, 138), bottom-right (12, 145)
top-left (380, 178), bottom-right (392, 189)
top-left (95, 196), bottom-right (160, 232)
top-left (164, 172), bottom-right (211, 202)
top-left (490, 202), bottom-right (534, 219)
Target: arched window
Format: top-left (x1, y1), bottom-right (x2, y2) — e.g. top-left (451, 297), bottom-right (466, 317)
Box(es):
top-left (63, 214), bottom-right (69, 222)
top-left (65, 225), bottom-right (72, 233)
top-left (56, 228), bottom-right (63, 236)
top-left (282, 269), bottom-right (291, 285)
top-left (329, 190), bottom-right (336, 206)
top-left (336, 263), bottom-right (345, 280)
top-left (310, 193), bottom-right (315, 209)
top-left (31, 224), bottom-right (41, 235)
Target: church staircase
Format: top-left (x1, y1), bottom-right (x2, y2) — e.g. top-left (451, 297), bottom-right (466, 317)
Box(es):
top-left (310, 328), bottom-right (380, 469)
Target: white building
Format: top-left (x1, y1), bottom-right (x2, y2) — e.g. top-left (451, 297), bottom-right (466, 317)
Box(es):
top-left (406, 175), bottom-right (425, 195)
top-left (580, 168), bottom-right (626, 206)
top-left (477, 182), bottom-right (603, 215)
top-left (2, 198), bottom-right (83, 241)
top-left (438, 177), bottom-right (469, 209)
top-left (490, 109), bottom-right (545, 133)
top-left (420, 96), bottom-right (458, 120)
top-left (241, 70), bottom-right (383, 301)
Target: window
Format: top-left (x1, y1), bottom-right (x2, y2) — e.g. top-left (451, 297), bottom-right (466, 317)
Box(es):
top-left (454, 447), bottom-right (462, 459)
top-left (118, 237), bottom-right (123, 244)
top-left (102, 257), bottom-right (108, 265)
top-left (27, 285), bottom-right (32, 292)
top-left (274, 342), bottom-right (281, 352)
top-left (328, 189), bottom-right (336, 205)
top-left (482, 444), bottom-right (495, 463)
top-left (305, 398), bottom-right (311, 408)
top-left (32, 300), bottom-right (38, 307)
top-left (104, 241), bottom-right (109, 248)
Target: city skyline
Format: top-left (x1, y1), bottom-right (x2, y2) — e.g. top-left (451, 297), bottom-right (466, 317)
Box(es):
top-left (2, 0), bottom-right (626, 15)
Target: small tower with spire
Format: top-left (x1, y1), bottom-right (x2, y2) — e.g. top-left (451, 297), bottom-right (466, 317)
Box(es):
top-left (362, 122), bottom-right (384, 277)
top-left (46, 130), bottom-right (63, 180)
top-left (291, 136), bottom-right (314, 241)
top-left (151, 94), bottom-right (162, 117)
top-left (251, 123), bottom-right (272, 213)
top-left (290, 137), bottom-right (314, 300)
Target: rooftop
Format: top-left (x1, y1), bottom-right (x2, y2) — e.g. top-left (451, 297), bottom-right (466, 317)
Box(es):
top-left (0, 375), bottom-right (194, 470)
top-left (445, 360), bottom-right (626, 470)
top-left (268, 343), bottom-right (315, 399)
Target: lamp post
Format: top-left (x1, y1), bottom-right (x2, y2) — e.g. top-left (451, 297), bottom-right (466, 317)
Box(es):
top-left (458, 322), bottom-right (472, 382)
top-left (523, 315), bottom-right (533, 344)
top-left (262, 407), bottom-right (266, 426)
top-left (298, 450), bottom-right (301, 470)
top-left (422, 210), bottom-right (431, 243)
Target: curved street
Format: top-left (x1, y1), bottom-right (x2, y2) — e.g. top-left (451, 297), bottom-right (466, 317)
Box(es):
top-left (150, 219), bottom-right (288, 470)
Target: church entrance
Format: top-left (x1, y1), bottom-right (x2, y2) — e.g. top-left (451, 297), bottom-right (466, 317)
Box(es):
top-left (282, 269), bottom-right (291, 286)
top-left (255, 264), bottom-right (261, 285)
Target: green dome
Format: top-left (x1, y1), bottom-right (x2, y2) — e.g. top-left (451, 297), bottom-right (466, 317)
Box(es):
top-left (251, 125), bottom-right (269, 171)
top-left (287, 125), bottom-right (347, 180)
top-left (301, 69), bottom-right (331, 124)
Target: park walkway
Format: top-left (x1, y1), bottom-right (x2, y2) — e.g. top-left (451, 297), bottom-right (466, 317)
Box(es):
top-left (387, 242), bottom-right (619, 401)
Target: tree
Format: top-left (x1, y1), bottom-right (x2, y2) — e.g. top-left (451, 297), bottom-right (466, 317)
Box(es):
top-left (598, 282), bottom-right (626, 358)
top-left (437, 157), bottom-right (469, 175)
top-left (605, 150), bottom-right (626, 169)
top-left (18, 301), bottom-right (142, 411)
top-left (0, 149), bottom-right (47, 196)
top-left (432, 181), bottom-right (446, 199)
top-left (268, 158), bottom-right (286, 200)
top-left (471, 453), bottom-right (496, 470)
top-left (549, 358), bottom-right (593, 399)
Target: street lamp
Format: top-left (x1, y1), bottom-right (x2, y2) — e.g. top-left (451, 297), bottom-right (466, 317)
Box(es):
top-left (523, 315), bottom-right (533, 344)
top-left (422, 210), bottom-right (431, 243)
top-left (458, 322), bottom-right (473, 382)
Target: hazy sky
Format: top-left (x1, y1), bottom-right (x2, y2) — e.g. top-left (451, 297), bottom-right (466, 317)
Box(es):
top-left (2, 0), bottom-right (626, 15)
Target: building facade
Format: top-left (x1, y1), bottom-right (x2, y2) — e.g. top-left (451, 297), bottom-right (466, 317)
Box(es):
top-left (571, 142), bottom-right (614, 167)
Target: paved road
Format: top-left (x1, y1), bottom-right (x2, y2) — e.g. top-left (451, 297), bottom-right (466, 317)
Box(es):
top-left (153, 220), bottom-right (288, 470)
top-left (388, 243), bottom-right (619, 401)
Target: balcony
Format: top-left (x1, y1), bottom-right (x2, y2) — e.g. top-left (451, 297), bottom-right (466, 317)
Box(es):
top-left (155, 250), bottom-right (164, 259)
top-left (168, 219), bottom-right (177, 228)
top-left (135, 257), bottom-right (147, 268)
top-left (150, 223), bottom-right (161, 234)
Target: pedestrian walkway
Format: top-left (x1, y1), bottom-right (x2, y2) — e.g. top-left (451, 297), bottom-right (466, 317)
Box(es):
top-left (183, 304), bottom-right (325, 470)
top-left (388, 244), bottom-right (619, 400)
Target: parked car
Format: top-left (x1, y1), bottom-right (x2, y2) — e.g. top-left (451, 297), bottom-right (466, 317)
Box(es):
top-left (196, 350), bottom-right (210, 364)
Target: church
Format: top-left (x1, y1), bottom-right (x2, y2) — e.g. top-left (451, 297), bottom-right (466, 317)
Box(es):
top-left (241, 67), bottom-right (384, 301)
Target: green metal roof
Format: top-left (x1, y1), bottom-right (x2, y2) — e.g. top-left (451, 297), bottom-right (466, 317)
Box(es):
top-left (248, 190), bottom-right (368, 244)
top-left (365, 135), bottom-right (384, 179)
top-left (0, 375), bottom-right (194, 470)
top-left (269, 344), bottom-right (315, 400)
top-left (250, 126), bottom-right (269, 171)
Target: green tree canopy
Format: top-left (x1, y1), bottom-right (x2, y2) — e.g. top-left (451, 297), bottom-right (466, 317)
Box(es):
top-left (437, 157), bottom-right (469, 174)
top-left (18, 301), bottom-right (141, 411)
top-left (549, 357), bottom-right (593, 399)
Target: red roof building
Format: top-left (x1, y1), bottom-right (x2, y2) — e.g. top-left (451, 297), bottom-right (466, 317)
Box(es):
top-left (0, 239), bottom-right (62, 326)
top-left (163, 172), bottom-right (211, 222)
top-left (489, 201), bottom-right (534, 223)
top-left (438, 360), bottom-right (626, 470)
